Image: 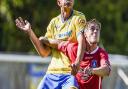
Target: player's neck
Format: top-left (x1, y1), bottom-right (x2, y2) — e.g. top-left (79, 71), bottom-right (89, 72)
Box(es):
top-left (61, 9), bottom-right (73, 21)
top-left (86, 43), bottom-right (98, 53)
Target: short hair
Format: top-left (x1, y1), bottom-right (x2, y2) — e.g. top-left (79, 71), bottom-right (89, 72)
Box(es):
top-left (86, 19), bottom-right (101, 30)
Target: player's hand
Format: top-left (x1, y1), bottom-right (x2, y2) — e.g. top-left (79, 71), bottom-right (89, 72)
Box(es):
top-left (15, 17), bottom-right (31, 33)
top-left (69, 62), bottom-right (80, 76)
top-left (84, 67), bottom-right (92, 76)
top-left (69, 64), bottom-right (77, 76)
top-left (80, 67), bottom-right (92, 80)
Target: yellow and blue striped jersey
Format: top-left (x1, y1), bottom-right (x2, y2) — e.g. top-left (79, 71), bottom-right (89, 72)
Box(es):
top-left (45, 10), bottom-right (86, 74)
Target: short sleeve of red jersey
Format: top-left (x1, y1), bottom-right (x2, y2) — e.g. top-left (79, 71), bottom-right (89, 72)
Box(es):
top-left (99, 48), bottom-right (111, 72)
top-left (58, 41), bottom-right (78, 63)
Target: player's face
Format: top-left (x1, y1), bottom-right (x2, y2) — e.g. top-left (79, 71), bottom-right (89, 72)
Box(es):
top-left (57, 0), bottom-right (74, 9)
top-left (84, 23), bottom-right (100, 44)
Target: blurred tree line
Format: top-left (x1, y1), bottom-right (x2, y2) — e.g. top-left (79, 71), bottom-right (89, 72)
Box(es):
top-left (0, 0), bottom-right (128, 55)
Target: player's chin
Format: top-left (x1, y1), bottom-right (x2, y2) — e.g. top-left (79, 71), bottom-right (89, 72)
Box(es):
top-left (91, 41), bottom-right (98, 44)
top-left (64, 4), bottom-right (73, 8)
top-left (64, 6), bottom-right (72, 10)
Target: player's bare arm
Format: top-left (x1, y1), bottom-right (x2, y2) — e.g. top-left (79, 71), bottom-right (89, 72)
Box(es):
top-left (84, 61), bottom-right (110, 77)
top-left (91, 60), bottom-right (111, 77)
top-left (91, 66), bottom-right (110, 77)
top-left (70, 15), bottom-right (86, 75)
top-left (15, 17), bottom-right (51, 57)
top-left (76, 33), bottom-right (85, 64)
top-left (70, 33), bottom-right (85, 75)
top-left (39, 36), bottom-right (62, 49)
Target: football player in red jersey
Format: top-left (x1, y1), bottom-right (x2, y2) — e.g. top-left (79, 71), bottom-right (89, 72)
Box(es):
top-left (40, 19), bottom-right (111, 89)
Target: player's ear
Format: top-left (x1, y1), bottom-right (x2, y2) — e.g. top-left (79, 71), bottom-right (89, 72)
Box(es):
top-left (57, 0), bottom-right (61, 7)
top-left (84, 29), bottom-right (87, 38)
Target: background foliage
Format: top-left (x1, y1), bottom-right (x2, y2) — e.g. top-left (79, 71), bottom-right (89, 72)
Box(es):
top-left (0, 0), bottom-right (128, 55)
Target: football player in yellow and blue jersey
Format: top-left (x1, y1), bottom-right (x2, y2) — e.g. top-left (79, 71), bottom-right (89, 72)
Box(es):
top-left (44, 0), bottom-right (86, 75)
top-left (15, 0), bottom-right (86, 89)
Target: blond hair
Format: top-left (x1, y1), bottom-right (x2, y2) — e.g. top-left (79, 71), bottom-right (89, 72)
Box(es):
top-left (86, 19), bottom-right (101, 30)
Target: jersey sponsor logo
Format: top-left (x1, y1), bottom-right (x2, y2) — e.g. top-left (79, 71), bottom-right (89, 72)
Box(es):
top-left (84, 56), bottom-right (93, 60)
top-left (55, 30), bottom-right (72, 39)
top-left (91, 60), bottom-right (97, 68)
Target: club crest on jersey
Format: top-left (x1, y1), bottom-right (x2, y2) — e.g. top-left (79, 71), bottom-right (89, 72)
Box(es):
top-left (91, 60), bottom-right (97, 68)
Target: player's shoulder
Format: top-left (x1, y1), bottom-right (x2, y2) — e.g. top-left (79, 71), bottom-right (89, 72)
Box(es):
top-left (73, 10), bottom-right (85, 19)
top-left (98, 47), bottom-right (108, 55)
top-left (73, 10), bottom-right (85, 16)
top-left (99, 47), bottom-right (106, 51)
top-left (72, 10), bottom-right (86, 24)
top-left (49, 15), bottom-right (60, 24)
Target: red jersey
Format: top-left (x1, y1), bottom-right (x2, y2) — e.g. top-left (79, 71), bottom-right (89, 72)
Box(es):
top-left (58, 41), bottom-right (111, 89)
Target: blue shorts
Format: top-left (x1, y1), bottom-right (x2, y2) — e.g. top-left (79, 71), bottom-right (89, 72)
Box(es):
top-left (37, 74), bottom-right (79, 89)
